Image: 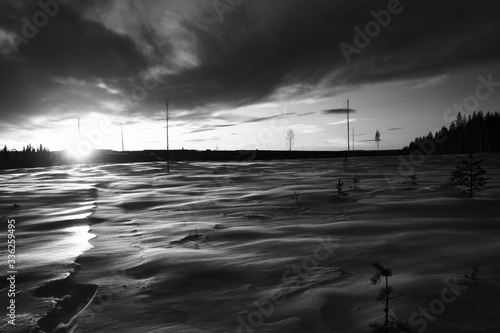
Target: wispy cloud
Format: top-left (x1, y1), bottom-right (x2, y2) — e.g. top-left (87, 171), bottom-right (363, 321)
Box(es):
top-left (327, 119), bottom-right (358, 126)
top-left (295, 124), bottom-right (325, 134)
top-left (186, 123), bottom-right (235, 134)
top-left (411, 75), bottom-right (450, 90)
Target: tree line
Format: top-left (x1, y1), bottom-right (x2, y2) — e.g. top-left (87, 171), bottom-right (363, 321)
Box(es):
top-left (1, 144), bottom-right (52, 169)
top-left (404, 111), bottom-right (500, 154)
top-left (2, 143), bottom-right (50, 153)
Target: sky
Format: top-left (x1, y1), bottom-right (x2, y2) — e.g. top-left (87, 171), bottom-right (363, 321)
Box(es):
top-left (0, 0), bottom-right (500, 153)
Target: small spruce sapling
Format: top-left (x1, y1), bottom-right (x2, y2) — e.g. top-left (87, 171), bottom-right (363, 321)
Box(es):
top-left (370, 262), bottom-right (408, 333)
top-left (402, 174), bottom-right (417, 190)
top-left (449, 153), bottom-right (490, 197)
top-left (289, 189), bottom-right (301, 208)
top-left (458, 267), bottom-right (486, 287)
top-left (343, 157), bottom-right (349, 171)
top-left (333, 179), bottom-right (349, 201)
top-left (350, 174), bottom-right (361, 191)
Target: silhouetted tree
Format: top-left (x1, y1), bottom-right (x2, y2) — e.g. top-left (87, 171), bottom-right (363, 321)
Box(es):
top-left (375, 130), bottom-right (381, 150)
top-left (333, 179), bottom-right (349, 201)
top-left (370, 262), bottom-right (408, 333)
top-left (342, 157), bottom-right (349, 171)
top-left (402, 174), bottom-right (417, 190)
top-left (351, 174), bottom-right (360, 190)
top-left (449, 152), bottom-right (490, 197)
top-left (286, 129), bottom-right (295, 151)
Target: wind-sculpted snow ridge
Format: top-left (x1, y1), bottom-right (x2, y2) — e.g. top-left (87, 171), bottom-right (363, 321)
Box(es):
top-left (0, 166), bottom-right (101, 332)
top-left (1, 155), bottom-right (500, 332)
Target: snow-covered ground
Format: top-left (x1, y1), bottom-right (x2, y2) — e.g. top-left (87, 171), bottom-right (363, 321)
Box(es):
top-left (1, 154), bottom-right (500, 333)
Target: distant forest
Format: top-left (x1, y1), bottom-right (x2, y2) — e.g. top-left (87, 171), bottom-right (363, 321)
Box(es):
top-left (1, 144), bottom-right (52, 169)
top-left (404, 111), bottom-right (500, 154)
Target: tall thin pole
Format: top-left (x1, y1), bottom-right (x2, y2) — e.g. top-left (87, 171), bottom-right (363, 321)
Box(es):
top-left (78, 118), bottom-right (81, 165)
top-left (166, 99), bottom-right (170, 172)
top-left (346, 99), bottom-right (350, 156)
top-left (121, 122), bottom-right (124, 152)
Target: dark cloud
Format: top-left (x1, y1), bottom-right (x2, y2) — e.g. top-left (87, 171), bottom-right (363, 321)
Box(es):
top-left (0, 1), bottom-right (149, 123)
top-left (1, 0), bottom-right (500, 127)
top-left (388, 128), bottom-right (403, 131)
top-left (320, 108), bottom-right (357, 115)
top-left (145, 0), bottom-right (500, 114)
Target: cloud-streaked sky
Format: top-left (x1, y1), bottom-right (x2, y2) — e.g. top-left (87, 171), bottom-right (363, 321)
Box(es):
top-left (1, 0), bottom-right (499, 152)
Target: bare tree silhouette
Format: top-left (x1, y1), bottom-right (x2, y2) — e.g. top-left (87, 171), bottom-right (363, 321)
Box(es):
top-left (286, 129), bottom-right (295, 151)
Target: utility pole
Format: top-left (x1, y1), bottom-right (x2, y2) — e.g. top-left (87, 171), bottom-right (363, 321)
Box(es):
top-left (121, 122), bottom-right (124, 152)
top-left (352, 127), bottom-right (354, 151)
top-left (77, 117), bottom-right (81, 166)
top-left (346, 99), bottom-right (350, 156)
top-left (166, 99), bottom-right (170, 172)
